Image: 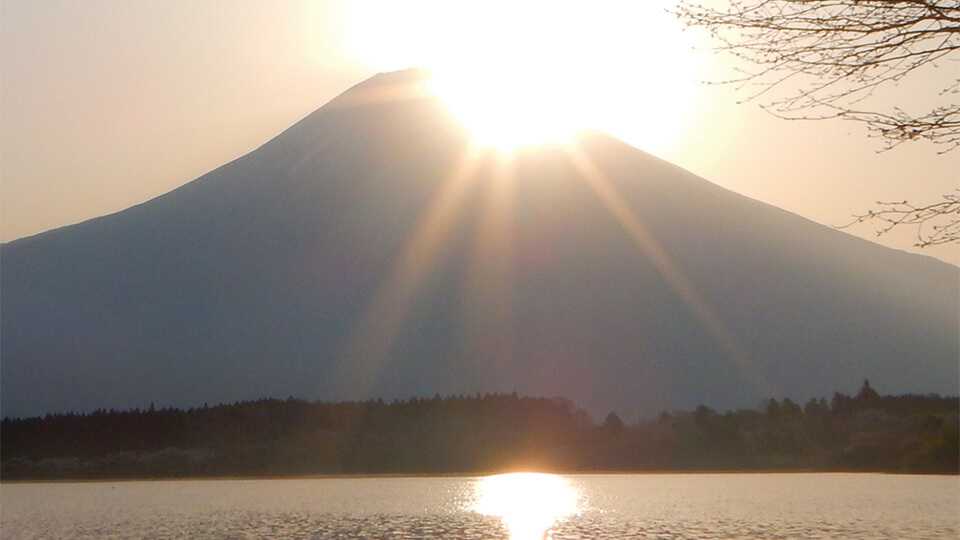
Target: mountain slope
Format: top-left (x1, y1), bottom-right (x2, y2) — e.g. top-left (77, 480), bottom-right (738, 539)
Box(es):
top-left (3, 69), bottom-right (957, 417)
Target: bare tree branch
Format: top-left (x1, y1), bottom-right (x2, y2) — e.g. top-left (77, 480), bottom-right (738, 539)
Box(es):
top-left (841, 190), bottom-right (960, 247)
top-left (676, 0), bottom-right (960, 246)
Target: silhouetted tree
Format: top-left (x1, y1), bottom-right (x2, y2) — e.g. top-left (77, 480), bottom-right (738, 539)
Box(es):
top-left (602, 411), bottom-right (625, 434)
top-left (803, 398), bottom-right (827, 417)
top-left (765, 398), bottom-right (782, 419)
top-left (781, 398), bottom-right (802, 417)
top-left (2, 383), bottom-right (956, 478)
top-left (857, 379), bottom-right (880, 401)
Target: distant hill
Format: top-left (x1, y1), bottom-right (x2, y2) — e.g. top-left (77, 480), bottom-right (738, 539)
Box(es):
top-left (2, 69), bottom-right (957, 418)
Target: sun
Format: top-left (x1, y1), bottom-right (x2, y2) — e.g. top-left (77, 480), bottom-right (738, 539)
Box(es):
top-left (428, 67), bottom-right (585, 150)
top-left (342, 0), bottom-right (702, 154)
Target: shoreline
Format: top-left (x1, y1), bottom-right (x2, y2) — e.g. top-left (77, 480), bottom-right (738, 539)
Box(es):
top-left (3, 468), bottom-right (956, 484)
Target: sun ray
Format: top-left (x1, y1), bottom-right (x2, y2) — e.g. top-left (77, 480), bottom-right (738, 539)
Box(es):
top-left (339, 146), bottom-right (485, 396)
top-left (463, 153), bottom-right (517, 386)
top-left (565, 145), bottom-right (772, 397)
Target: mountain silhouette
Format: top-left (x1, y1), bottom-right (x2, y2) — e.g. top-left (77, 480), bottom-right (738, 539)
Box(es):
top-left (2, 69), bottom-right (957, 418)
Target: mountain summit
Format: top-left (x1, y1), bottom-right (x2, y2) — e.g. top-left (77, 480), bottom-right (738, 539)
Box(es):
top-left (2, 69), bottom-right (957, 417)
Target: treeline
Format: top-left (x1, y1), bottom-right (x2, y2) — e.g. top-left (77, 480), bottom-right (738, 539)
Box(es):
top-left (2, 381), bottom-right (956, 479)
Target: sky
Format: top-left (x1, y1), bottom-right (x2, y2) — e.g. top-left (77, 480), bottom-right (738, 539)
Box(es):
top-left (2, 0), bottom-right (957, 266)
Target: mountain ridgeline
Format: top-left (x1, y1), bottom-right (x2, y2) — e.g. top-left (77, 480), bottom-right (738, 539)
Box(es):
top-left (2, 69), bottom-right (957, 418)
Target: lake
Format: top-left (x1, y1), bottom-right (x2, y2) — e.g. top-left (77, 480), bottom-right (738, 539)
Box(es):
top-left (2, 473), bottom-right (957, 539)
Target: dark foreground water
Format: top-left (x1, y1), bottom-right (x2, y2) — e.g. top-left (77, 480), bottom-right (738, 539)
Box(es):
top-left (2, 473), bottom-right (957, 539)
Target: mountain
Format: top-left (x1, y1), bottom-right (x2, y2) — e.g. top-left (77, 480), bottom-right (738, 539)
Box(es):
top-left (2, 69), bottom-right (957, 418)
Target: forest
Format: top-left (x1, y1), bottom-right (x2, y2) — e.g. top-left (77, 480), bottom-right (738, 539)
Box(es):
top-left (2, 381), bottom-right (956, 479)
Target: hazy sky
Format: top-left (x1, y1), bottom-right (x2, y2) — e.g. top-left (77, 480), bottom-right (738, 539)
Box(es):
top-left (2, 0), bottom-right (957, 266)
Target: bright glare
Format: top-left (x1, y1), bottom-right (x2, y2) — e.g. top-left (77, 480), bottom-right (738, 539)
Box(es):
top-left (472, 473), bottom-right (580, 539)
top-left (430, 68), bottom-right (583, 150)
top-left (343, 0), bottom-right (702, 153)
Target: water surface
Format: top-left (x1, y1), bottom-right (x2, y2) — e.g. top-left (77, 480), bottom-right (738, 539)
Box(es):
top-left (2, 473), bottom-right (957, 539)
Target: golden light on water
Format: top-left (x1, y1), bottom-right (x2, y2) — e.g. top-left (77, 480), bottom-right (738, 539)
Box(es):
top-left (472, 473), bottom-right (580, 540)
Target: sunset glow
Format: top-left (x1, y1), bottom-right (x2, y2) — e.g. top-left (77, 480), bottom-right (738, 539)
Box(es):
top-left (3, 1), bottom-right (959, 538)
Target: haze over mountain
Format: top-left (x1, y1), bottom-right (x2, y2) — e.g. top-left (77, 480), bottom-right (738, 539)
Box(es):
top-left (2, 69), bottom-right (957, 418)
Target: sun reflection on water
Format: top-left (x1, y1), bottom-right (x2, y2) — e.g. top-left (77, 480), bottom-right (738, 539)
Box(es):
top-left (472, 473), bottom-right (580, 540)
